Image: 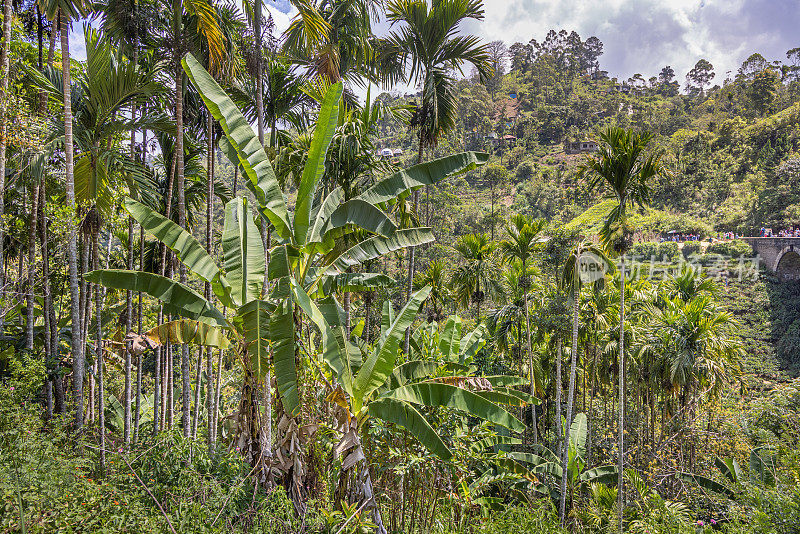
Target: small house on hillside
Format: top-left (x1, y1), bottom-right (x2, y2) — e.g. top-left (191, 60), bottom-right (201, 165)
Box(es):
top-left (565, 140), bottom-right (599, 154)
top-left (493, 96), bottom-right (520, 125)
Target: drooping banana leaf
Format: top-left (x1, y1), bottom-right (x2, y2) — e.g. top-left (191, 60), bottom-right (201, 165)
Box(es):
top-left (270, 297), bottom-right (298, 416)
top-left (85, 270), bottom-right (227, 326)
top-left (222, 197), bottom-right (265, 306)
top-left (144, 319), bottom-right (231, 349)
top-left (315, 199), bottom-right (397, 243)
top-left (579, 465), bottom-right (619, 485)
top-left (319, 272), bottom-right (394, 295)
top-left (356, 152), bottom-right (490, 206)
top-left (124, 197), bottom-right (227, 293)
top-left (182, 53), bottom-right (292, 241)
top-left (381, 382), bottom-right (525, 433)
top-left (325, 228), bottom-right (435, 274)
top-left (239, 299), bottom-right (274, 381)
top-left (368, 397), bottom-right (451, 460)
top-left (676, 471), bottom-right (735, 497)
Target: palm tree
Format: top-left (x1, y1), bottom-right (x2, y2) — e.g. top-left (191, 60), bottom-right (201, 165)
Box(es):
top-left (414, 258), bottom-right (450, 322)
top-left (451, 233), bottom-right (503, 320)
top-left (559, 240), bottom-right (613, 524)
top-left (39, 0), bottom-right (92, 430)
top-left (499, 214), bottom-right (547, 442)
top-left (580, 126), bottom-right (665, 531)
top-left (386, 0), bottom-right (492, 342)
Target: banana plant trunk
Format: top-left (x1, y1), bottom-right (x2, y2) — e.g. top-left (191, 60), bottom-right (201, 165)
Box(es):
top-left (337, 417), bottom-right (387, 534)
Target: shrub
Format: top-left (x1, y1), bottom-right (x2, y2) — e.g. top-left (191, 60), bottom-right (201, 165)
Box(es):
top-left (683, 242), bottom-right (702, 259)
top-left (514, 160), bottom-right (535, 183)
top-left (630, 241), bottom-right (680, 262)
top-left (707, 239), bottom-right (754, 258)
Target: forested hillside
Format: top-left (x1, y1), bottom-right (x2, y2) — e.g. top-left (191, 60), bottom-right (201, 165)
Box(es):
top-left (1, 2), bottom-right (800, 533)
top-left (372, 30), bottom-right (800, 236)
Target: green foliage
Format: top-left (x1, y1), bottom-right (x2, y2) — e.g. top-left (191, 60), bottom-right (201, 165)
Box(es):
top-left (706, 240), bottom-right (754, 258)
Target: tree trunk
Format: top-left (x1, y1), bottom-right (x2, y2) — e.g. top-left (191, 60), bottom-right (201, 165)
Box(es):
top-left (403, 136), bottom-right (425, 354)
top-left (0, 0), bottom-right (13, 339)
top-left (524, 285), bottom-right (537, 443)
top-left (559, 288), bottom-right (580, 525)
top-left (211, 346), bottom-right (223, 445)
top-left (60, 12), bottom-right (84, 431)
top-left (254, 0), bottom-right (264, 146)
top-left (171, 0), bottom-right (190, 438)
top-left (555, 338), bottom-right (562, 458)
top-left (93, 230), bottom-right (106, 471)
top-left (191, 347), bottom-right (202, 438)
top-left (617, 258), bottom-right (626, 533)
top-left (134, 225), bottom-right (144, 441)
top-left (25, 183), bottom-right (40, 351)
top-left (205, 114), bottom-right (216, 448)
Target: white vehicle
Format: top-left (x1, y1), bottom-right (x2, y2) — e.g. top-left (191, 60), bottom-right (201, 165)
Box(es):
top-left (393, 148), bottom-right (403, 156)
top-left (381, 148), bottom-right (393, 158)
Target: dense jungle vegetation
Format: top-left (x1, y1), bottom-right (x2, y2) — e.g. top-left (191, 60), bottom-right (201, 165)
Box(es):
top-left (1, 0), bottom-right (799, 532)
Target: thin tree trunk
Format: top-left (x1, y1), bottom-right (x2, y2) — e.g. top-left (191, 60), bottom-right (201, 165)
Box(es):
top-left (559, 288), bottom-right (580, 524)
top-left (0, 0), bottom-right (13, 339)
top-left (204, 114), bottom-right (215, 447)
top-left (134, 224), bottom-right (144, 441)
top-left (211, 346), bottom-right (223, 445)
top-left (61, 11), bottom-right (84, 430)
top-left (403, 137), bottom-right (425, 354)
top-left (93, 230), bottom-right (106, 471)
top-left (40, 182), bottom-right (63, 413)
top-left (555, 338), bottom-right (562, 457)
top-left (524, 286), bottom-right (537, 443)
top-left (25, 183), bottom-right (40, 350)
top-left (617, 258), bottom-right (626, 533)
top-left (254, 0), bottom-right (264, 145)
top-left (191, 347), bottom-right (202, 438)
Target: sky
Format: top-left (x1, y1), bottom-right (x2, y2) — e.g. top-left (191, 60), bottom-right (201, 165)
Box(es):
top-left (69, 0), bottom-right (800, 96)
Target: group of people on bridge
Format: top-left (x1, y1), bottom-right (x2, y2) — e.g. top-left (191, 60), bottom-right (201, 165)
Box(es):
top-left (759, 227), bottom-right (800, 237)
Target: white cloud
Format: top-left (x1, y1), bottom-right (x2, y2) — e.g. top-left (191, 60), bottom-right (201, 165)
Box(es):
top-left (465, 0), bottom-right (800, 85)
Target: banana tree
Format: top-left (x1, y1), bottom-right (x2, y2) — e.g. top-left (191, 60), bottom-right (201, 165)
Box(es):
top-left (495, 413), bottom-right (618, 504)
top-left (291, 285), bottom-right (530, 534)
top-left (89, 51), bottom-right (487, 510)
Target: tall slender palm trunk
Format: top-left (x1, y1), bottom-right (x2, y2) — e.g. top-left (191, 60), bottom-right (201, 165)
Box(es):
top-left (60, 12), bottom-right (84, 430)
top-left (171, 0), bottom-right (190, 438)
top-left (555, 338), bottom-right (562, 457)
top-left (93, 230), bottom-right (106, 471)
top-left (559, 287), bottom-right (580, 524)
top-left (617, 258), bottom-right (626, 533)
top-left (0, 0), bottom-right (13, 338)
top-left (25, 184), bottom-right (40, 350)
top-left (524, 279), bottom-right (537, 443)
top-left (134, 224), bottom-right (144, 441)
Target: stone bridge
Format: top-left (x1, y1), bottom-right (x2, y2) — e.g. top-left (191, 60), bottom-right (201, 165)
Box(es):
top-left (740, 237), bottom-right (800, 281)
